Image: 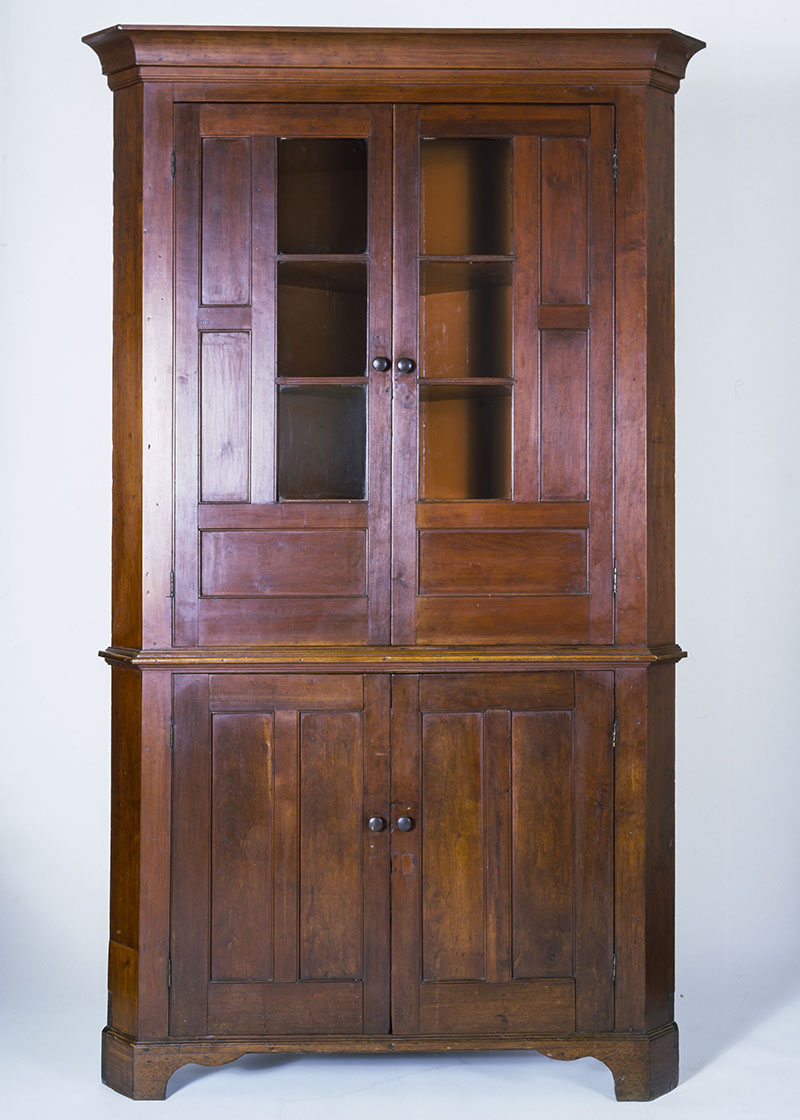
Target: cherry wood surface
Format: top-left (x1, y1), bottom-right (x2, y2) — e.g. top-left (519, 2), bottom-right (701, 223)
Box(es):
top-left (86, 24), bottom-right (702, 1103)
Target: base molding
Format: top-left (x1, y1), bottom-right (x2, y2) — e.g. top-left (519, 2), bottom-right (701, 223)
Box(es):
top-left (102, 1022), bottom-right (679, 1101)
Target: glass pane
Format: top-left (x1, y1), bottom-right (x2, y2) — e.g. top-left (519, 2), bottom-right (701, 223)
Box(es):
top-left (277, 262), bottom-right (367, 377)
top-left (421, 139), bottom-right (512, 256)
top-left (420, 262), bottom-right (512, 378)
top-left (278, 139), bottom-right (368, 254)
top-left (278, 386), bottom-right (366, 500)
top-left (420, 385), bottom-right (511, 500)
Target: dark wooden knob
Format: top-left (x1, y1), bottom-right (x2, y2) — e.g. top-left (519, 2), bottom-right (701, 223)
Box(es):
top-left (396, 816), bottom-right (414, 831)
top-left (395, 357), bottom-right (415, 374)
top-left (368, 816), bottom-right (386, 832)
top-left (372, 356), bottom-right (391, 372)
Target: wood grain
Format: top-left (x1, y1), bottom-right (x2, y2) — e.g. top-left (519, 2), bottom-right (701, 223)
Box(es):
top-left (419, 529), bottom-right (586, 595)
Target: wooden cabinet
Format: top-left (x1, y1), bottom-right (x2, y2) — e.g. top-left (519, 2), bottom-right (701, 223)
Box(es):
top-left (85, 25), bottom-right (703, 1102)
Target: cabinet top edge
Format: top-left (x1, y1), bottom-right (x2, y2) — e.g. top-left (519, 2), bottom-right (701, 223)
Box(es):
top-left (82, 25), bottom-right (705, 87)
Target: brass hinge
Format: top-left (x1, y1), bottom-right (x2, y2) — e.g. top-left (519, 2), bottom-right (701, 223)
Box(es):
top-left (169, 722), bottom-right (174, 752)
top-left (170, 570), bottom-right (175, 598)
top-left (167, 957), bottom-right (172, 989)
top-left (612, 146), bottom-right (618, 185)
top-left (171, 150), bottom-right (176, 178)
top-left (612, 565), bottom-right (617, 598)
top-left (611, 720), bottom-right (617, 754)
top-left (611, 952), bottom-right (617, 983)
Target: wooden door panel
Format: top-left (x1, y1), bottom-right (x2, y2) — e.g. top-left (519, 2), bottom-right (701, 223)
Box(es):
top-left (391, 670), bottom-right (613, 1036)
top-left (174, 103), bottom-right (392, 646)
top-left (392, 105), bottom-right (614, 645)
top-left (170, 673), bottom-right (390, 1038)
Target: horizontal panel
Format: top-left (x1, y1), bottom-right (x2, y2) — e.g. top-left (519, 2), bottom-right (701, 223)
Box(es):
top-left (418, 105), bottom-right (590, 136)
top-left (418, 979), bottom-right (575, 1034)
top-left (417, 595), bottom-right (589, 645)
top-left (419, 530), bottom-right (586, 594)
top-left (207, 980), bottom-right (363, 1035)
top-left (200, 104), bottom-right (373, 136)
top-left (199, 502), bottom-right (368, 530)
top-left (417, 501), bottom-right (589, 529)
top-left (210, 673), bottom-right (363, 711)
top-left (201, 530), bottom-right (366, 596)
top-left (420, 672), bottom-right (574, 713)
top-left (199, 597), bottom-right (369, 645)
top-left (539, 305), bottom-right (590, 330)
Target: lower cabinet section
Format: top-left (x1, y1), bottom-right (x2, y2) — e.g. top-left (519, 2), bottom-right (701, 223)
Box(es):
top-left (169, 670), bottom-right (614, 1041)
top-left (104, 660), bottom-right (679, 1101)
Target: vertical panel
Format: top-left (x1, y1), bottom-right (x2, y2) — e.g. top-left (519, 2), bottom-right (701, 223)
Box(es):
top-left (540, 330), bottom-right (588, 499)
top-left (484, 709), bottom-right (512, 984)
top-left (170, 675), bottom-right (210, 1036)
top-left (210, 712), bottom-right (273, 981)
top-left (573, 671), bottom-right (614, 1031)
top-left (299, 711), bottom-right (363, 979)
top-left (421, 713), bottom-right (485, 980)
top-left (541, 138), bottom-right (588, 304)
top-left (273, 710), bottom-right (299, 982)
top-left (200, 332), bottom-right (251, 502)
top-left (512, 136), bottom-right (541, 501)
top-left (512, 710), bottom-right (573, 978)
top-left (201, 137), bottom-right (251, 306)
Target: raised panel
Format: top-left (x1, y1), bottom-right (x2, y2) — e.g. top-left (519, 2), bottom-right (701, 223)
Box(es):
top-left (198, 597), bottom-right (369, 646)
top-left (210, 673), bottom-right (363, 712)
top-left (210, 713), bottom-right (273, 981)
top-left (420, 671), bottom-right (574, 713)
top-left (200, 332), bottom-right (251, 502)
top-left (541, 138), bottom-right (588, 304)
top-left (512, 711), bottom-right (574, 977)
top-left (419, 529), bottom-right (587, 594)
top-left (201, 137), bottom-right (251, 306)
top-left (299, 711), bottom-right (363, 980)
top-left (416, 594), bottom-right (589, 645)
top-left (201, 530), bottom-right (366, 596)
top-left (540, 330), bottom-right (589, 500)
top-left (421, 713), bottom-right (485, 980)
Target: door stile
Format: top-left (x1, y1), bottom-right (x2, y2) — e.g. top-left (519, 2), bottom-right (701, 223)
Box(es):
top-left (389, 674), bottom-right (421, 1033)
top-left (250, 135), bottom-right (276, 505)
top-left (367, 106), bottom-right (394, 644)
top-left (587, 105), bottom-right (615, 643)
top-left (173, 105), bottom-right (202, 646)
top-left (363, 674), bottom-right (391, 1033)
top-left (390, 106), bottom-right (421, 644)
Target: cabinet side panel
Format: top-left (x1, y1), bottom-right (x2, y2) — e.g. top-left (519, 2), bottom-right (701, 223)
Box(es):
top-left (646, 89), bottom-right (676, 646)
top-left (108, 665), bottom-right (141, 1036)
top-left (109, 666), bottom-right (141, 954)
top-left (645, 663), bottom-right (676, 1028)
top-left (111, 85), bottom-right (143, 648)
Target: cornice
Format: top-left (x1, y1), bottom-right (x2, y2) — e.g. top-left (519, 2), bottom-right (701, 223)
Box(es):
top-left (83, 26), bottom-right (705, 93)
top-left (101, 644), bottom-right (687, 671)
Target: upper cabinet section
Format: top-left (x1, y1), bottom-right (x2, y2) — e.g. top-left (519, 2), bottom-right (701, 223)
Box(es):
top-left (84, 28), bottom-right (704, 653)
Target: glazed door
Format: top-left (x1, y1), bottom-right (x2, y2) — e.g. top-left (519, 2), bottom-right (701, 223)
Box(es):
top-left (170, 673), bottom-right (390, 1037)
top-left (391, 106), bottom-right (614, 645)
top-left (173, 104), bottom-right (392, 646)
top-left (390, 672), bottom-right (614, 1035)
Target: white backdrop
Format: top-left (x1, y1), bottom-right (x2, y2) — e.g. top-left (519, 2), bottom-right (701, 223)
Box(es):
top-left (1, 2), bottom-right (798, 1117)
